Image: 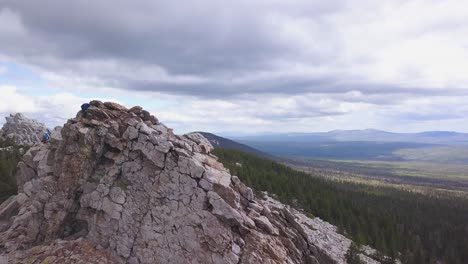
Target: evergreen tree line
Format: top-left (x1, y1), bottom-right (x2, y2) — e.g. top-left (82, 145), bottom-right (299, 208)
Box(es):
top-left (213, 148), bottom-right (468, 264)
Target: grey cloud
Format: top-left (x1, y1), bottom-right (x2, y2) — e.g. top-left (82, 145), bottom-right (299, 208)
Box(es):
top-left (1, 0), bottom-right (467, 110)
top-left (126, 77), bottom-right (468, 99)
top-left (250, 109), bottom-right (346, 121)
top-left (0, 0), bottom-right (371, 96)
top-left (2, 1), bottom-right (316, 74)
top-left (395, 112), bottom-right (464, 121)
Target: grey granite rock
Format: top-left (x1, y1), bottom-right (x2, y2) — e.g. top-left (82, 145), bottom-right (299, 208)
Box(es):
top-left (0, 113), bottom-right (48, 146)
top-left (0, 102), bottom-right (387, 264)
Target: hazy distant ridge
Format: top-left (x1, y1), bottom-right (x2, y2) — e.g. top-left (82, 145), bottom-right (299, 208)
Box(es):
top-left (233, 129), bottom-right (468, 145)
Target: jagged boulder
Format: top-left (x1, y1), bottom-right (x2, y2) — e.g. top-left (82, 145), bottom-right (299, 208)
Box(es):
top-left (0, 113), bottom-right (48, 146)
top-left (0, 101), bottom-right (382, 264)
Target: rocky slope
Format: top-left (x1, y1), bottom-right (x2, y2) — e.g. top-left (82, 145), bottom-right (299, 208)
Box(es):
top-left (0, 113), bottom-right (48, 146)
top-left (0, 102), bottom-right (383, 263)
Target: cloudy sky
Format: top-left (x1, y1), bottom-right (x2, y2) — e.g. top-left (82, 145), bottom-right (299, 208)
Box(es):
top-left (1, 0), bottom-right (468, 134)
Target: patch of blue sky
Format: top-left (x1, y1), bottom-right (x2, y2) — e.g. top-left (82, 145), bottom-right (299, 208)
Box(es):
top-left (0, 62), bottom-right (48, 93)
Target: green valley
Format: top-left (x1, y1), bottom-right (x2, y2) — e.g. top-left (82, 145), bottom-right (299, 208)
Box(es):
top-left (214, 148), bottom-right (468, 264)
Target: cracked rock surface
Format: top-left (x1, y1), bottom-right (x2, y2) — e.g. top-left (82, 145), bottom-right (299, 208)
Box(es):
top-left (0, 113), bottom-right (49, 146)
top-left (0, 101), bottom-right (381, 264)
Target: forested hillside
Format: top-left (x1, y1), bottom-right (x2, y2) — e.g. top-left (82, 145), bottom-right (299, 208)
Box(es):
top-left (197, 132), bottom-right (270, 158)
top-left (214, 148), bottom-right (468, 264)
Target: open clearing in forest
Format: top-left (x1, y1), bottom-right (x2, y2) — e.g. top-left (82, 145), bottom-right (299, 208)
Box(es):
top-left (285, 157), bottom-right (468, 193)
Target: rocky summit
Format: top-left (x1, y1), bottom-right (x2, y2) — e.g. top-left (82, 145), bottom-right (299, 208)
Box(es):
top-left (0, 101), bottom-right (382, 264)
top-left (0, 113), bottom-right (48, 146)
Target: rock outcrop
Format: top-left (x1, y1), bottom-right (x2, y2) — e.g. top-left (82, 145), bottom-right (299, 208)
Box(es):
top-left (0, 113), bottom-right (48, 146)
top-left (0, 102), bottom-right (383, 263)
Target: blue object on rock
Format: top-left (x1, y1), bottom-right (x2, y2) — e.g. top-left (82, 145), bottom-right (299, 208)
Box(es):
top-left (81, 103), bottom-right (91, 111)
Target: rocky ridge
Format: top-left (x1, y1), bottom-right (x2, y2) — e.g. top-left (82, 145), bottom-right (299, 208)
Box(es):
top-left (0, 101), bottom-right (382, 263)
top-left (0, 113), bottom-right (48, 146)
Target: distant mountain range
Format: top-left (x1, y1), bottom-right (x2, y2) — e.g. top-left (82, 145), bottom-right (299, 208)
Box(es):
top-left (196, 130), bottom-right (468, 164)
top-left (230, 129), bottom-right (468, 145)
